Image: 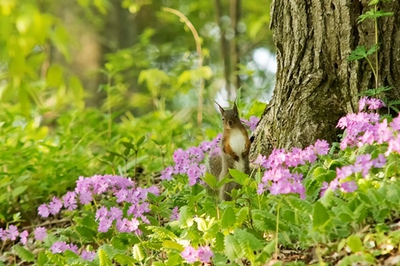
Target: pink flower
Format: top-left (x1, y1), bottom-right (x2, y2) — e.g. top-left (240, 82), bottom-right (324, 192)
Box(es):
top-left (340, 181), bottom-right (358, 193)
top-left (170, 206), bottom-right (179, 221)
top-left (34, 227), bottom-right (47, 241)
top-left (48, 197), bottom-right (63, 215)
top-left (50, 241), bottom-right (68, 254)
top-left (7, 225), bottom-right (19, 241)
top-left (38, 204), bottom-right (50, 218)
top-left (198, 246), bottom-right (213, 263)
top-left (181, 246), bottom-right (198, 263)
top-left (19, 230), bottom-right (28, 244)
top-left (81, 250), bottom-right (96, 261)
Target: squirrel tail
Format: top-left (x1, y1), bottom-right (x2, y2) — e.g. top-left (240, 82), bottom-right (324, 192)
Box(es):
top-left (207, 154), bottom-right (222, 178)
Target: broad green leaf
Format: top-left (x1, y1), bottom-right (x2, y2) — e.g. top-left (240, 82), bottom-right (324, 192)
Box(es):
top-left (114, 254), bottom-right (138, 265)
top-left (224, 234), bottom-right (243, 261)
top-left (178, 206), bottom-right (193, 228)
top-left (235, 228), bottom-right (264, 251)
top-left (162, 240), bottom-right (183, 251)
top-left (203, 172), bottom-right (218, 189)
top-left (135, 135), bottom-right (146, 147)
top-left (347, 46), bottom-right (368, 61)
top-left (13, 245), bottom-right (35, 262)
top-left (221, 207), bottom-right (236, 229)
top-left (148, 226), bottom-right (177, 240)
top-left (12, 185), bottom-right (28, 198)
top-left (229, 169), bottom-right (248, 185)
top-left (99, 249), bottom-right (113, 266)
top-left (37, 250), bottom-right (48, 266)
top-left (46, 65), bottom-right (64, 87)
top-left (132, 244), bottom-right (145, 262)
top-left (346, 235), bottom-right (364, 252)
top-left (68, 76), bottom-right (85, 109)
top-left (166, 253), bottom-right (182, 266)
top-left (236, 207), bottom-right (249, 226)
top-left (76, 225), bottom-right (97, 241)
top-left (194, 217), bottom-right (208, 232)
top-left (251, 209), bottom-right (276, 231)
top-left (312, 201), bottom-right (330, 230)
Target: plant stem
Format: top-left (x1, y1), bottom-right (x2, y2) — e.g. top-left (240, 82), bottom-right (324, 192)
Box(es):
top-left (274, 199), bottom-right (281, 259)
top-left (162, 7), bottom-right (204, 125)
top-left (107, 74), bottom-right (112, 138)
top-left (374, 5), bottom-right (379, 91)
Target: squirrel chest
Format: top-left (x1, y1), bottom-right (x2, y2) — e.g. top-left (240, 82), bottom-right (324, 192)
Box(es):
top-left (224, 129), bottom-right (249, 172)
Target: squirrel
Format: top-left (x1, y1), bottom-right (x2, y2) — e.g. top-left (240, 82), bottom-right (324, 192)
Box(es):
top-left (208, 101), bottom-right (251, 200)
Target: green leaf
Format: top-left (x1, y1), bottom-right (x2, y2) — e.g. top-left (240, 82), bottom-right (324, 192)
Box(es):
top-left (148, 226), bottom-right (177, 240)
top-left (251, 209), bottom-right (276, 231)
top-left (215, 232), bottom-right (225, 252)
top-left (178, 206), bottom-right (193, 228)
top-left (221, 207), bottom-right (236, 229)
top-left (76, 225), bottom-right (97, 241)
top-left (346, 235), bottom-right (364, 252)
top-left (236, 207), bottom-right (249, 226)
top-left (358, 10), bottom-right (393, 23)
top-left (347, 46), bottom-right (368, 61)
top-left (312, 201), bottom-right (330, 230)
top-left (69, 76), bottom-right (85, 109)
top-left (224, 234), bottom-right (244, 261)
top-left (114, 254), bottom-right (138, 265)
top-left (229, 168), bottom-right (248, 185)
top-left (121, 141), bottom-right (134, 149)
top-left (99, 249), bottom-right (113, 266)
top-left (235, 229), bottom-right (264, 251)
top-left (132, 244), bottom-right (145, 262)
top-left (13, 245), bottom-right (35, 262)
top-left (203, 172), bottom-right (218, 189)
top-left (37, 250), bottom-right (48, 266)
top-left (162, 240), bottom-right (183, 251)
top-left (12, 185), bottom-right (28, 198)
top-left (46, 65), bottom-right (64, 87)
top-left (135, 135), bottom-right (146, 148)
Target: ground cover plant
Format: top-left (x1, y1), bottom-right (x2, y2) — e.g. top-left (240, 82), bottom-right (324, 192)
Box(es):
top-left (1, 97), bottom-right (400, 265)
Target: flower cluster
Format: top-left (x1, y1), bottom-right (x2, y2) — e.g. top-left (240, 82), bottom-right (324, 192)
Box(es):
top-left (160, 116), bottom-right (259, 185)
top-left (0, 225), bottom-right (28, 244)
top-left (181, 245), bottom-right (213, 263)
top-left (241, 116), bottom-right (260, 131)
top-left (320, 97), bottom-right (399, 194)
top-left (322, 153), bottom-right (387, 195)
top-left (38, 175), bottom-right (159, 231)
top-left (0, 226), bottom-right (47, 245)
top-left (256, 139), bottom-right (330, 199)
top-left (160, 134), bottom-right (221, 185)
top-left (50, 241), bottom-right (96, 261)
top-left (358, 96), bottom-right (386, 112)
top-left (338, 99), bottom-right (400, 152)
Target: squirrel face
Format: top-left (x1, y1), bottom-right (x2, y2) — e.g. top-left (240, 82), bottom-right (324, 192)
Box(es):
top-left (216, 102), bottom-right (241, 130)
top-left (215, 101), bottom-right (251, 160)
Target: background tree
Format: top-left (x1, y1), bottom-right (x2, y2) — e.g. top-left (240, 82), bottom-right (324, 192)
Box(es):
top-left (250, 0), bottom-right (400, 160)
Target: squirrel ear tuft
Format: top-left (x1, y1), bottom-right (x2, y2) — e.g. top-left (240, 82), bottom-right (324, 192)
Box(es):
top-left (233, 101), bottom-right (238, 113)
top-left (215, 101), bottom-right (225, 114)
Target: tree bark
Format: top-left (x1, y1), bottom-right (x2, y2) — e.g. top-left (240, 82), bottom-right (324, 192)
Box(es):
top-left (250, 0), bottom-right (400, 160)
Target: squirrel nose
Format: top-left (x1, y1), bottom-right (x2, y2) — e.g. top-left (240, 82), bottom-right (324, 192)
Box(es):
top-left (228, 120), bottom-right (233, 127)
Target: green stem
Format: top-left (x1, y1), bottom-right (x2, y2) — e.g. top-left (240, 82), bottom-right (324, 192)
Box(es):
top-left (365, 57), bottom-right (377, 86)
top-left (162, 7), bottom-right (204, 125)
top-left (107, 74), bottom-right (112, 138)
top-left (274, 199), bottom-right (281, 259)
top-left (374, 5), bottom-right (379, 90)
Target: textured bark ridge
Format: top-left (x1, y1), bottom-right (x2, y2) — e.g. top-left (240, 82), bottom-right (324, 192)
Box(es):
top-left (250, 0), bottom-right (400, 160)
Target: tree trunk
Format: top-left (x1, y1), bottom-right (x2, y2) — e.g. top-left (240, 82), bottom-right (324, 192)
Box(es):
top-left (250, 0), bottom-right (400, 160)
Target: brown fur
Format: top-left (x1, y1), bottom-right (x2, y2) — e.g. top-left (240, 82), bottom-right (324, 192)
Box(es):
top-left (208, 101), bottom-right (251, 200)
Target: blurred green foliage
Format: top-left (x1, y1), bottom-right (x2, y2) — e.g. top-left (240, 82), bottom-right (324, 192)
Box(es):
top-left (0, 0), bottom-right (270, 223)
